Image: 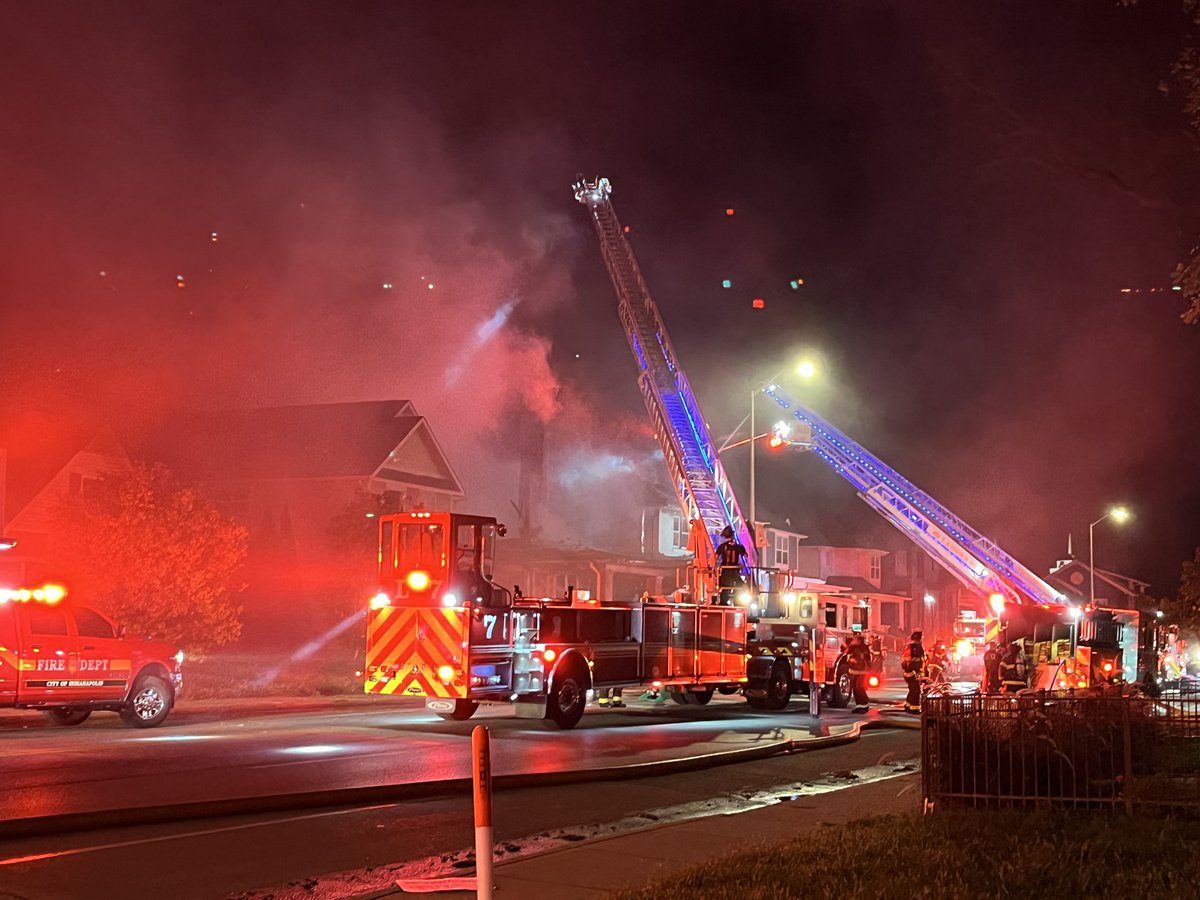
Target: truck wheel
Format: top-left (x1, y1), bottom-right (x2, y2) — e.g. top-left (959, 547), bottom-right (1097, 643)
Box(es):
top-left (669, 686), bottom-right (715, 705)
top-left (120, 675), bottom-right (172, 728)
top-left (829, 667), bottom-right (851, 709)
top-left (436, 699), bottom-right (479, 721)
top-left (763, 660), bottom-right (793, 710)
top-left (546, 664), bottom-right (587, 729)
top-left (41, 708), bottom-right (91, 726)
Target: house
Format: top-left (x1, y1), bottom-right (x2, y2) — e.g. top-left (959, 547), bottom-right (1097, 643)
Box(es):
top-left (0, 413), bottom-right (130, 586)
top-left (1047, 555), bottom-right (1152, 611)
top-left (791, 542), bottom-right (913, 641)
top-left (133, 400), bottom-right (465, 643)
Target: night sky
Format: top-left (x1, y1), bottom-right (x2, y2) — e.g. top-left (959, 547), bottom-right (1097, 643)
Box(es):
top-left (2, 2), bottom-right (1198, 594)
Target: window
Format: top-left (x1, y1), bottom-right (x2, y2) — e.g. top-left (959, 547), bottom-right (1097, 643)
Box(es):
top-left (774, 533), bottom-right (789, 568)
top-left (27, 606), bottom-right (68, 635)
top-left (869, 554), bottom-right (881, 582)
top-left (880, 602), bottom-right (899, 627)
top-left (671, 514), bottom-right (687, 552)
top-left (74, 607), bottom-right (115, 639)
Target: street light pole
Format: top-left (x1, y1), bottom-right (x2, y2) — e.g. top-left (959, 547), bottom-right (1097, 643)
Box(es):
top-left (1088, 506), bottom-right (1130, 608)
top-left (749, 386), bottom-right (756, 543)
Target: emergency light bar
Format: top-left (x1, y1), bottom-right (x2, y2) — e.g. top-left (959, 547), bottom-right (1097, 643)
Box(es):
top-left (0, 584), bottom-right (67, 604)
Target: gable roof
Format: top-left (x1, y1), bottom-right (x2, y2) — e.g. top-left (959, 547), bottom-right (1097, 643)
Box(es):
top-left (1, 411), bottom-right (122, 528)
top-left (133, 400), bottom-right (464, 495)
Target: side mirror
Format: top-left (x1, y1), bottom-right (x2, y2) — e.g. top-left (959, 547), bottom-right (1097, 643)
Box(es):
top-left (496, 523), bottom-right (508, 537)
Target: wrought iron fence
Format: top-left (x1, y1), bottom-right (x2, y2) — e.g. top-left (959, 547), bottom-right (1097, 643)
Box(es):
top-left (922, 689), bottom-right (1200, 813)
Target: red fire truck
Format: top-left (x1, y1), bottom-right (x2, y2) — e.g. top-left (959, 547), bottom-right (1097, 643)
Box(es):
top-left (363, 512), bottom-right (750, 727)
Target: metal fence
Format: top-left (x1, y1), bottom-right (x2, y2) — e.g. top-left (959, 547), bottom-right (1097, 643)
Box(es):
top-left (922, 689), bottom-right (1200, 813)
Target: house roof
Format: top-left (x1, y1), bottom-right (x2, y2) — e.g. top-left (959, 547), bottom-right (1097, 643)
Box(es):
top-left (131, 400), bottom-right (464, 495)
top-left (1046, 558), bottom-right (1150, 600)
top-left (826, 575), bottom-right (884, 593)
top-left (1, 411), bottom-right (119, 528)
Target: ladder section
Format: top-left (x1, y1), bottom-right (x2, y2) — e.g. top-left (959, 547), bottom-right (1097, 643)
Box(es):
top-left (574, 176), bottom-right (754, 566)
top-left (764, 384), bottom-right (1064, 607)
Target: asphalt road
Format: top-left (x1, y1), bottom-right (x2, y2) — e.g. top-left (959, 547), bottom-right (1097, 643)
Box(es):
top-left (0, 717), bottom-right (921, 900)
top-left (0, 686), bottom-right (918, 824)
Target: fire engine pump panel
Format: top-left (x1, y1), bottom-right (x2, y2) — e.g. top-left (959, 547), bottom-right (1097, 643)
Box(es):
top-left (361, 175), bottom-right (1137, 728)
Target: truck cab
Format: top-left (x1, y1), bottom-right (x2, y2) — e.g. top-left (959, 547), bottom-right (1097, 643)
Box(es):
top-left (0, 584), bottom-right (182, 727)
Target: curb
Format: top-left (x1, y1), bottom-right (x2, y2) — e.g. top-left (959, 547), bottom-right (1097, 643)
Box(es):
top-left (0, 717), bottom-right (918, 840)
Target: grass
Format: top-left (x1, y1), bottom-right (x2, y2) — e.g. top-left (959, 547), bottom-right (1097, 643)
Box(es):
top-left (611, 810), bottom-right (1200, 899)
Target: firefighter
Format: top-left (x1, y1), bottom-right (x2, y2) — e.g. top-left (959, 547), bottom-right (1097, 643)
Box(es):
top-left (846, 632), bottom-right (873, 713)
top-left (999, 641), bottom-right (1026, 694)
top-left (714, 525), bottom-right (748, 605)
top-left (901, 630), bottom-right (926, 712)
top-left (926, 639), bottom-right (950, 687)
top-left (982, 640), bottom-right (1002, 694)
top-left (867, 632), bottom-right (884, 672)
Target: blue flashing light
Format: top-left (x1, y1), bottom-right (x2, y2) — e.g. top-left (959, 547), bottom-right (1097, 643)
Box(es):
top-left (722, 279), bottom-right (732, 289)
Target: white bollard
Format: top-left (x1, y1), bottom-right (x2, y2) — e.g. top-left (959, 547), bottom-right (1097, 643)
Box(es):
top-left (472, 725), bottom-right (494, 900)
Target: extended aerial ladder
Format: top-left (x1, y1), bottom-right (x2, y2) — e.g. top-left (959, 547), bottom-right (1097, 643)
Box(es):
top-left (573, 176), bottom-right (755, 585)
top-left (762, 384), bottom-right (1066, 610)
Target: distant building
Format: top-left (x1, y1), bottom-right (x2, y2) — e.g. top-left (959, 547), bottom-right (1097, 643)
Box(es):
top-left (0, 416), bottom-right (130, 585)
top-left (1047, 555), bottom-right (1152, 611)
top-left (134, 399), bottom-right (465, 643)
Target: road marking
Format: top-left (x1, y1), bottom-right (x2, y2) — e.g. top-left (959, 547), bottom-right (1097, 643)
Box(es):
top-left (0, 803), bottom-right (398, 867)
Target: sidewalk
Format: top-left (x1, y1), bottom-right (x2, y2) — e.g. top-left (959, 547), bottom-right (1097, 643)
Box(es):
top-left (378, 771), bottom-right (921, 899)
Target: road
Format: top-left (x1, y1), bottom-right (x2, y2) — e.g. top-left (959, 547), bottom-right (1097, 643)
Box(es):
top-left (0, 701), bottom-right (921, 900)
top-left (0, 686), bottom-right (922, 826)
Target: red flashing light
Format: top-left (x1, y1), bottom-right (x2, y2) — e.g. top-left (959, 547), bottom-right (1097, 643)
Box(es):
top-left (767, 434), bottom-right (785, 449)
top-left (988, 593), bottom-right (1006, 615)
top-left (543, 648), bottom-right (557, 663)
top-left (622, 225), bottom-right (631, 233)
top-left (867, 674), bottom-right (880, 688)
top-left (406, 570), bottom-right (431, 592)
top-left (725, 208), bottom-right (735, 216)
top-left (1102, 662), bottom-right (1114, 673)
top-left (752, 297), bottom-right (765, 309)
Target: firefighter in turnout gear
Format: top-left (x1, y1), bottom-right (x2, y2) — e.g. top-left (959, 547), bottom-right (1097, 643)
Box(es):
top-left (714, 525), bottom-right (748, 605)
top-left (901, 630), bottom-right (926, 712)
top-left (999, 642), bottom-right (1027, 694)
top-left (846, 632), bottom-right (873, 713)
top-left (982, 640), bottom-right (1002, 694)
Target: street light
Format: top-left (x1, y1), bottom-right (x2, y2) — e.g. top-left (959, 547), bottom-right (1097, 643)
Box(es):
top-left (748, 358), bottom-right (819, 545)
top-left (1089, 506), bottom-right (1130, 607)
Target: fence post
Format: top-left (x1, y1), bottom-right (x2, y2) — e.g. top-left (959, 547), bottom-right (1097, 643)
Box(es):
top-left (1121, 698), bottom-right (1134, 815)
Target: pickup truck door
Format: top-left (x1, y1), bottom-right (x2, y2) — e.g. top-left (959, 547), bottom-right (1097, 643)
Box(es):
top-left (67, 607), bottom-right (133, 701)
top-left (0, 607), bottom-right (18, 703)
top-left (16, 603), bottom-right (73, 702)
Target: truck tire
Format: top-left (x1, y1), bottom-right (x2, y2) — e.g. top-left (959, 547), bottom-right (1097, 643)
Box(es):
top-left (829, 666), bottom-right (852, 709)
top-left (41, 708), bottom-right (91, 726)
top-left (763, 660), bottom-right (793, 711)
top-left (669, 686), bottom-right (715, 705)
top-left (546, 663), bottom-right (588, 729)
top-left (120, 675), bottom-right (172, 728)
top-left (436, 699), bottom-right (479, 721)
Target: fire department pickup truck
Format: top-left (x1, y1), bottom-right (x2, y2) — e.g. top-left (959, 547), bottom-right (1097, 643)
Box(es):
top-left (0, 585), bottom-right (182, 727)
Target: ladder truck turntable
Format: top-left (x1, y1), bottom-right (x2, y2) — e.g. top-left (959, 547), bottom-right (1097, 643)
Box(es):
top-left (361, 176), bottom-right (1132, 726)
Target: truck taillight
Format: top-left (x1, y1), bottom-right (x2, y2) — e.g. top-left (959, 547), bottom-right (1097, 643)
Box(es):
top-left (437, 665), bottom-right (455, 683)
top-left (542, 648), bottom-right (557, 663)
top-left (867, 674), bottom-right (880, 688)
top-left (407, 571), bottom-right (431, 592)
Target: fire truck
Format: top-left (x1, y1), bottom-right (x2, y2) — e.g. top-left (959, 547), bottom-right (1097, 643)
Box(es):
top-left (0, 584), bottom-right (183, 727)
top-left (362, 175), bottom-right (1134, 724)
top-left (363, 512), bottom-right (750, 726)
